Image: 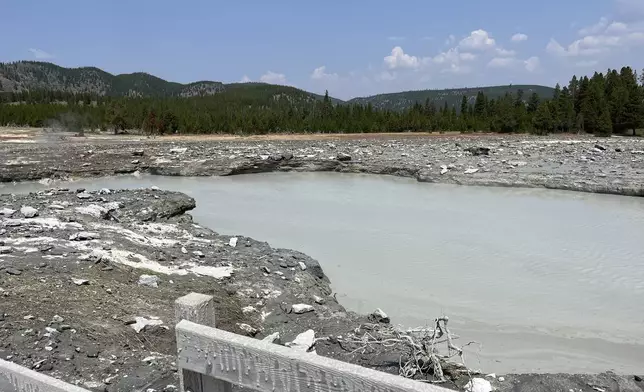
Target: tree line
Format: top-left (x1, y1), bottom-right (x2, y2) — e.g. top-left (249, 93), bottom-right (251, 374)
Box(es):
top-left (1, 66), bottom-right (643, 136)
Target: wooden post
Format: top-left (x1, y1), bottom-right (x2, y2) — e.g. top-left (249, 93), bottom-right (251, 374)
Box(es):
top-left (174, 293), bottom-right (232, 392)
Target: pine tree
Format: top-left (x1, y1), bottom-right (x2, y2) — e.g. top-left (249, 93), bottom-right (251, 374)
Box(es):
top-left (460, 96), bottom-right (468, 116)
top-left (551, 83), bottom-right (563, 131)
top-left (533, 101), bottom-right (553, 134)
top-left (621, 66), bottom-right (644, 135)
top-left (559, 87), bottom-right (575, 132)
top-left (527, 93), bottom-right (540, 113)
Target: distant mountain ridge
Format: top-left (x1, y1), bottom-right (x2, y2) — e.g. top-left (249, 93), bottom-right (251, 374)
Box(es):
top-left (347, 85), bottom-right (555, 111)
top-left (0, 61), bottom-right (225, 97)
top-left (0, 61), bottom-right (555, 109)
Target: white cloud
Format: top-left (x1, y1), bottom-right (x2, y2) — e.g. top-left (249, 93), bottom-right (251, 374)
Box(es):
top-left (511, 33), bottom-right (528, 42)
top-left (260, 71), bottom-right (288, 85)
top-left (550, 12), bottom-right (644, 58)
top-left (384, 46), bottom-right (421, 70)
top-left (445, 34), bottom-right (456, 45)
top-left (459, 52), bottom-right (477, 61)
top-left (495, 47), bottom-right (516, 57)
top-left (28, 48), bottom-right (54, 59)
top-left (458, 29), bottom-right (496, 51)
top-left (311, 66), bottom-right (339, 80)
top-left (488, 57), bottom-right (519, 68)
top-left (578, 17), bottom-right (610, 36)
top-left (433, 48), bottom-right (476, 65)
top-left (387, 36), bottom-right (406, 41)
top-left (487, 56), bottom-right (539, 72)
top-left (431, 49), bottom-right (474, 74)
top-left (547, 29), bottom-right (644, 57)
top-left (524, 56), bottom-right (540, 72)
top-left (240, 75), bottom-right (251, 83)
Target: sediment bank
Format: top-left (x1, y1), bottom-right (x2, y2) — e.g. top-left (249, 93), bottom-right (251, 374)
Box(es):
top-left (1, 132), bottom-right (644, 196)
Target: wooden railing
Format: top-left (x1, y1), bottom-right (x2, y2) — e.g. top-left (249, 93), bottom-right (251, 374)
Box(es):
top-left (0, 292), bottom-right (451, 392)
top-left (0, 358), bottom-right (90, 392)
top-left (175, 292), bottom-right (449, 392)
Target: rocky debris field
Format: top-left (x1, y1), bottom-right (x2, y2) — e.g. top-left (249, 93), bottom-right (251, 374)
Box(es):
top-left (1, 133), bottom-right (644, 196)
top-left (0, 133), bottom-right (643, 392)
top-left (0, 187), bottom-right (372, 391)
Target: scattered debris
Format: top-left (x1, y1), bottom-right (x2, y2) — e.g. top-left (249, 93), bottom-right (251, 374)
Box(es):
top-left (130, 317), bottom-right (164, 333)
top-left (465, 378), bottom-right (492, 392)
top-left (286, 329), bottom-right (316, 353)
top-left (369, 308), bottom-right (390, 324)
top-left (465, 147), bottom-right (490, 156)
top-left (138, 274), bottom-right (160, 288)
top-left (291, 304), bottom-right (315, 314)
top-left (69, 231), bottom-right (100, 241)
top-left (19, 206), bottom-right (38, 218)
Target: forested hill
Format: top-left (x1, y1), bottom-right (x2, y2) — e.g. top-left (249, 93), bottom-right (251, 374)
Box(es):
top-left (0, 61), bottom-right (225, 97)
top-left (0, 61), bottom-right (346, 104)
top-left (348, 85), bottom-right (555, 111)
top-left (2, 61), bottom-right (551, 110)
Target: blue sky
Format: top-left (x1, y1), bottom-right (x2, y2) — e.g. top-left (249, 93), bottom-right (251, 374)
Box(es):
top-left (2, 0), bottom-right (644, 99)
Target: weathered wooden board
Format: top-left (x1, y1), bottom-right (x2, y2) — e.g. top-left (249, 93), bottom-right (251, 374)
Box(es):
top-left (176, 320), bottom-right (450, 392)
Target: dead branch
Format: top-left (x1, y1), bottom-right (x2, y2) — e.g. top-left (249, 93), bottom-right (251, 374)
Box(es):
top-left (338, 316), bottom-right (479, 384)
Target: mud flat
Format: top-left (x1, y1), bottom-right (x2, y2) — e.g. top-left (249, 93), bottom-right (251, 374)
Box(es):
top-left (1, 132), bottom-right (643, 391)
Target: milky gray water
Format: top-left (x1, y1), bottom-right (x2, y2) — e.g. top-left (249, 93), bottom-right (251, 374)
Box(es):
top-left (3, 172), bottom-right (644, 374)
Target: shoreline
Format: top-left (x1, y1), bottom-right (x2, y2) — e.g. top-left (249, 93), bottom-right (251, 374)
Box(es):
top-left (1, 132), bottom-right (644, 197)
top-left (1, 132), bottom-right (643, 391)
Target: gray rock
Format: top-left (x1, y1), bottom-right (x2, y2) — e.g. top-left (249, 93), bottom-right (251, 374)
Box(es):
top-left (237, 323), bottom-right (259, 336)
top-left (282, 152), bottom-right (294, 160)
top-left (5, 268), bottom-right (22, 276)
top-left (132, 150), bottom-right (145, 156)
top-left (370, 308), bottom-right (390, 324)
top-left (465, 146), bottom-right (490, 156)
top-left (72, 278), bottom-right (89, 286)
top-left (336, 152), bottom-right (352, 162)
top-left (291, 304), bottom-right (315, 314)
top-left (262, 332), bottom-right (281, 344)
top-left (0, 207), bottom-right (16, 216)
top-left (20, 206), bottom-right (39, 218)
top-left (0, 246), bottom-right (12, 254)
top-left (69, 232), bottom-right (100, 241)
top-left (287, 329), bottom-right (316, 353)
top-left (76, 192), bottom-right (92, 199)
top-left (138, 274), bottom-right (160, 288)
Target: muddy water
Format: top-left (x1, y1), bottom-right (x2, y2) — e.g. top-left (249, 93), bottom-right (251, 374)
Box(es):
top-left (3, 172), bottom-right (644, 374)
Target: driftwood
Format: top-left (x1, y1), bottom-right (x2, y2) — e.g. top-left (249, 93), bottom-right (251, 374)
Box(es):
top-left (338, 316), bottom-right (479, 384)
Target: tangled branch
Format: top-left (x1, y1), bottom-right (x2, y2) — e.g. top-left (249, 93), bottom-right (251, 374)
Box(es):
top-left (338, 316), bottom-right (479, 384)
